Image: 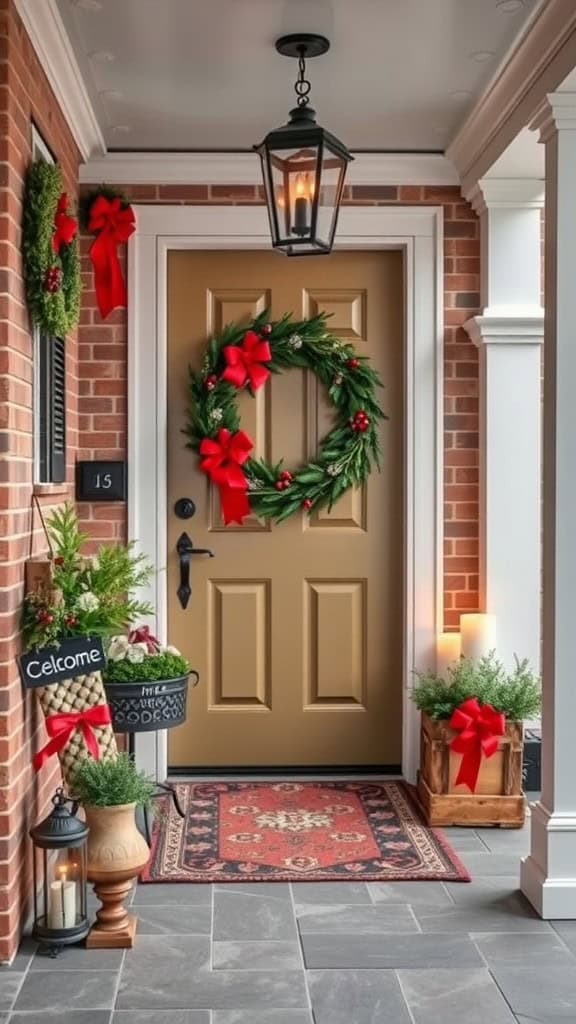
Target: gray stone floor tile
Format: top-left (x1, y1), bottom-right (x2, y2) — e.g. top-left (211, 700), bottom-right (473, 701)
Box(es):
top-left (398, 968), bottom-right (516, 1023)
top-left (550, 920), bottom-right (576, 954)
top-left (368, 881), bottom-right (453, 906)
top-left (472, 931), bottom-right (575, 967)
top-left (443, 832), bottom-right (489, 852)
top-left (135, 904), bottom-right (212, 935)
top-left (302, 932), bottom-right (483, 969)
top-left (10, 1014), bottom-right (111, 1024)
top-left (214, 883), bottom-right (291, 900)
top-left (308, 969), bottom-right (412, 1024)
top-left (297, 903), bottom-right (417, 934)
top-left (214, 889), bottom-right (297, 941)
top-left (30, 947), bottom-right (123, 971)
top-left (473, 829), bottom-right (530, 854)
top-left (491, 965), bottom-right (576, 1019)
top-left (113, 1014), bottom-right (210, 1023)
top-left (213, 1014), bottom-right (313, 1024)
top-left (213, 941), bottom-right (301, 970)
top-left (413, 892), bottom-right (551, 933)
top-left (133, 883), bottom-right (211, 906)
top-left (459, 852), bottom-right (522, 877)
top-left (1, 938), bottom-right (36, 972)
top-left (14, 971), bottom-right (117, 1012)
top-left (0, 976), bottom-right (25, 1011)
top-left (290, 882), bottom-right (370, 904)
top-left (446, 877), bottom-right (520, 901)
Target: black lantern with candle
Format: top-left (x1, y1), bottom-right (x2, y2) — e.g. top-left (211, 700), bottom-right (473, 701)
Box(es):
top-left (29, 788), bottom-right (90, 951)
top-left (254, 34), bottom-right (353, 256)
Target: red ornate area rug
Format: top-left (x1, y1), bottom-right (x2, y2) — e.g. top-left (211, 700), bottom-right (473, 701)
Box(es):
top-left (141, 780), bottom-right (470, 883)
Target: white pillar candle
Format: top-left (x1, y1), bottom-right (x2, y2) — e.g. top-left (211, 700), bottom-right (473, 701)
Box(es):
top-left (460, 613), bottom-right (497, 661)
top-left (436, 632), bottom-right (462, 677)
top-left (47, 869), bottom-right (76, 930)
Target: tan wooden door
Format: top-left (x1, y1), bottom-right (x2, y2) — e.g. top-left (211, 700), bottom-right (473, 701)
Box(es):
top-left (167, 250), bottom-right (403, 768)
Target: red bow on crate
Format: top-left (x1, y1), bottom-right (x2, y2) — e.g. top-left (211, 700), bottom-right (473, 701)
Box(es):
top-left (200, 427), bottom-right (254, 525)
top-left (33, 705), bottom-right (112, 772)
top-left (88, 195), bottom-right (136, 319)
top-left (221, 331), bottom-right (272, 391)
top-left (448, 697), bottom-right (506, 793)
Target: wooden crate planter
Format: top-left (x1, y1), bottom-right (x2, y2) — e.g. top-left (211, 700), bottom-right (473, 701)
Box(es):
top-left (417, 713), bottom-right (525, 828)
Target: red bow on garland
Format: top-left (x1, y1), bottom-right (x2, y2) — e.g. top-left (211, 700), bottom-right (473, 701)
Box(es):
top-left (221, 331), bottom-right (272, 391)
top-left (33, 704), bottom-right (112, 772)
top-left (52, 192), bottom-right (78, 253)
top-left (88, 195), bottom-right (136, 319)
top-left (200, 427), bottom-right (254, 525)
top-left (448, 697), bottom-right (505, 793)
top-left (128, 625), bottom-right (160, 653)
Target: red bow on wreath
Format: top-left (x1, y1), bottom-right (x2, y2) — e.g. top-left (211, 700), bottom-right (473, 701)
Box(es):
top-left (88, 195), bottom-right (136, 319)
top-left (52, 193), bottom-right (78, 253)
top-left (128, 625), bottom-right (160, 653)
top-left (33, 704), bottom-right (112, 772)
top-left (221, 331), bottom-right (272, 391)
top-left (448, 697), bottom-right (505, 792)
top-left (200, 427), bottom-right (254, 525)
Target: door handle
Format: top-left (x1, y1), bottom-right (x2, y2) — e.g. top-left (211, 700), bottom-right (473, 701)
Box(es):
top-left (176, 531), bottom-right (215, 610)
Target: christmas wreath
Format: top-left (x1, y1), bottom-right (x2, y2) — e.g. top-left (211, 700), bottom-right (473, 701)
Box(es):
top-left (186, 311), bottom-right (386, 525)
top-left (22, 160), bottom-right (80, 337)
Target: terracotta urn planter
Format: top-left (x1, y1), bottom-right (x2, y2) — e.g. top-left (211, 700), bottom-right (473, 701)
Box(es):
top-left (84, 802), bottom-right (150, 948)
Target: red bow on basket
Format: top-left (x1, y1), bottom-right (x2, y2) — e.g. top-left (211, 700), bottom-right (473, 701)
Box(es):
top-left (448, 697), bottom-right (506, 793)
top-left (128, 625), bottom-right (160, 653)
top-left (200, 427), bottom-right (254, 525)
top-left (52, 193), bottom-right (78, 253)
top-left (88, 196), bottom-right (136, 319)
top-left (221, 331), bottom-right (272, 390)
top-left (33, 704), bottom-right (112, 772)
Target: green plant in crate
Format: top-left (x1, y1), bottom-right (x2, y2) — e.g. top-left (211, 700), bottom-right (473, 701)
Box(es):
top-left (411, 653), bottom-right (541, 722)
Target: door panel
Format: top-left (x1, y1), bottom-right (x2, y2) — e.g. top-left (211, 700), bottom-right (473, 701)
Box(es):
top-left (167, 250), bottom-right (403, 767)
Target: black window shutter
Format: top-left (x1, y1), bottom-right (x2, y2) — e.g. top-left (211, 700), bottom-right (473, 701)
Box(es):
top-left (38, 335), bottom-right (66, 484)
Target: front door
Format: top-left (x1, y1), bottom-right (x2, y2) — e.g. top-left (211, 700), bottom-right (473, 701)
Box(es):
top-left (167, 250), bottom-right (403, 768)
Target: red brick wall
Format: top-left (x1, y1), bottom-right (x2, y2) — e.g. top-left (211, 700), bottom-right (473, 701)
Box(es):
top-left (78, 183), bottom-right (480, 625)
top-left (0, 0), bottom-right (80, 961)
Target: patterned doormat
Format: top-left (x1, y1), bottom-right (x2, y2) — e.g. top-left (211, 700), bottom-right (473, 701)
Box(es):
top-left (141, 780), bottom-right (470, 883)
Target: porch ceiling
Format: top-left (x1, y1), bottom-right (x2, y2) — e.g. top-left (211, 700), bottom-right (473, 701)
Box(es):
top-left (56, 0), bottom-right (540, 153)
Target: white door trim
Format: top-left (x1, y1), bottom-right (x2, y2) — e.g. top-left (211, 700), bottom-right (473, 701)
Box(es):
top-left (128, 203), bottom-right (444, 783)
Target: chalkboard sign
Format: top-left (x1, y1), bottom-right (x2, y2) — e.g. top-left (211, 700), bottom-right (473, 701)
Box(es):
top-left (76, 461), bottom-right (126, 502)
top-left (19, 637), bottom-right (106, 689)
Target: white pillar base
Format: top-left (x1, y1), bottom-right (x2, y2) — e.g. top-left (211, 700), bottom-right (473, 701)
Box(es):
top-left (521, 801), bottom-right (576, 918)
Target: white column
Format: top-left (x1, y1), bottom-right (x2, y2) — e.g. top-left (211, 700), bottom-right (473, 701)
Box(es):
top-left (521, 93), bottom-right (576, 918)
top-left (464, 180), bottom-right (544, 672)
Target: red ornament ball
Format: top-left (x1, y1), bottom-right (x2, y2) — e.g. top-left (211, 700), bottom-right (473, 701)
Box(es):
top-left (350, 410), bottom-right (370, 433)
top-left (347, 357), bottom-right (360, 369)
top-left (43, 265), bottom-right (62, 293)
top-left (205, 374), bottom-right (218, 391)
top-left (302, 498), bottom-right (313, 510)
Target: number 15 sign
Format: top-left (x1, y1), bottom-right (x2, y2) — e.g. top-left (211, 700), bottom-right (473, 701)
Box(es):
top-left (76, 461), bottom-right (127, 502)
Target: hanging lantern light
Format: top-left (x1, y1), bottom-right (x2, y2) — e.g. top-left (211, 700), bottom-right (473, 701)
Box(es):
top-left (254, 34), bottom-right (353, 256)
top-left (29, 788), bottom-right (90, 953)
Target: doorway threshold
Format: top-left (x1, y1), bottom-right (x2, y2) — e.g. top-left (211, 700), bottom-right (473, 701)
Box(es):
top-left (168, 763), bottom-right (402, 780)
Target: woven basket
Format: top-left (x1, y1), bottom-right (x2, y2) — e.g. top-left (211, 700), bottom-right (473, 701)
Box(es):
top-left (37, 671), bottom-right (117, 789)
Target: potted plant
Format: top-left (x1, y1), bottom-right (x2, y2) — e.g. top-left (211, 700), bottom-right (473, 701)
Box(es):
top-left (103, 630), bottom-right (199, 733)
top-left (71, 752), bottom-right (156, 948)
top-left (411, 653), bottom-right (541, 828)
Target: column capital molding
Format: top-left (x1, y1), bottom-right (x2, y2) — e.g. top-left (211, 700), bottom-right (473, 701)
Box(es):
top-left (466, 178), bottom-right (545, 214)
top-left (465, 311), bottom-right (544, 348)
top-left (532, 92), bottom-right (576, 143)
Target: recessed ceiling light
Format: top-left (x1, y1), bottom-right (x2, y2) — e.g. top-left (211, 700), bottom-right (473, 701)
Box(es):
top-left (470, 51), bottom-right (495, 63)
top-left (450, 90), bottom-right (473, 101)
top-left (111, 125), bottom-right (131, 134)
top-left (89, 50), bottom-right (115, 63)
top-left (496, 0), bottom-right (525, 12)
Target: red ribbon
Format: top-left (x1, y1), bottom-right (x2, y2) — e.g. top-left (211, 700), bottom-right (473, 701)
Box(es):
top-left (52, 193), bottom-right (78, 253)
top-left (33, 704), bottom-right (112, 772)
top-left (200, 427), bottom-right (254, 525)
top-left (221, 331), bottom-right (271, 391)
top-left (88, 196), bottom-right (136, 319)
top-left (448, 697), bottom-right (506, 792)
top-left (128, 625), bottom-right (160, 653)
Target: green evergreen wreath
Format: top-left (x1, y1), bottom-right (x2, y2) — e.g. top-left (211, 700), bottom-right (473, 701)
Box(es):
top-left (186, 311), bottom-right (387, 524)
top-left (22, 160), bottom-right (81, 337)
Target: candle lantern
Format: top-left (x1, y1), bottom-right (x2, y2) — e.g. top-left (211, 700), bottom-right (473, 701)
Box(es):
top-left (29, 788), bottom-right (90, 952)
top-left (254, 34), bottom-right (353, 255)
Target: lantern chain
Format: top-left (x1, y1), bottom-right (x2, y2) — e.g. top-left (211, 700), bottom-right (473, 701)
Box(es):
top-left (294, 48), bottom-right (311, 106)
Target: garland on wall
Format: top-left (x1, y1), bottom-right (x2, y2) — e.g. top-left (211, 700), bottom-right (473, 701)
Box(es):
top-left (80, 188), bottom-right (136, 319)
top-left (186, 311), bottom-right (386, 525)
top-left (22, 160), bottom-right (80, 337)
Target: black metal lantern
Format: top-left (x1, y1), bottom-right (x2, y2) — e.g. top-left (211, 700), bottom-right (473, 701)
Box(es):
top-left (29, 788), bottom-right (90, 951)
top-left (254, 34), bottom-right (353, 256)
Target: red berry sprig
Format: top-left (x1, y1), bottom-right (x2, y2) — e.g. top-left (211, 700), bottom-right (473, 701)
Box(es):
top-left (275, 470), bottom-right (293, 491)
top-left (43, 265), bottom-right (62, 294)
top-left (347, 357), bottom-right (360, 369)
top-left (302, 498), bottom-right (313, 510)
top-left (205, 374), bottom-right (218, 391)
top-left (349, 410), bottom-right (370, 433)
top-left (261, 323), bottom-right (272, 335)
top-left (64, 614), bottom-right (77, 626)
top-left (36, 609), bottom-right (54, 624)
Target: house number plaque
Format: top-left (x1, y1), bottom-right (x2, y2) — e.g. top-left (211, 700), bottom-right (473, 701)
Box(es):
top-left (76, 461), bottom-right (127, 502)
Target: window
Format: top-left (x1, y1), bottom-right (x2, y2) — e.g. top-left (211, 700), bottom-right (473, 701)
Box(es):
top-left (36, 334), bottom-right (66, 484)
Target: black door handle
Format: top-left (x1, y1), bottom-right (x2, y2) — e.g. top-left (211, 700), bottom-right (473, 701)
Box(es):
top-left (176, 532), bottom-right (215, 610)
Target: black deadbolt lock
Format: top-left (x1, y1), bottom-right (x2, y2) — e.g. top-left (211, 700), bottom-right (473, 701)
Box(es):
top-left (174, 497), bottom-right (196, 520)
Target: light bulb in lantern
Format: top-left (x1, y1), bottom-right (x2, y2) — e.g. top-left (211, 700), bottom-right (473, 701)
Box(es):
top-left (293, 173), bottom-right (311, 236)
